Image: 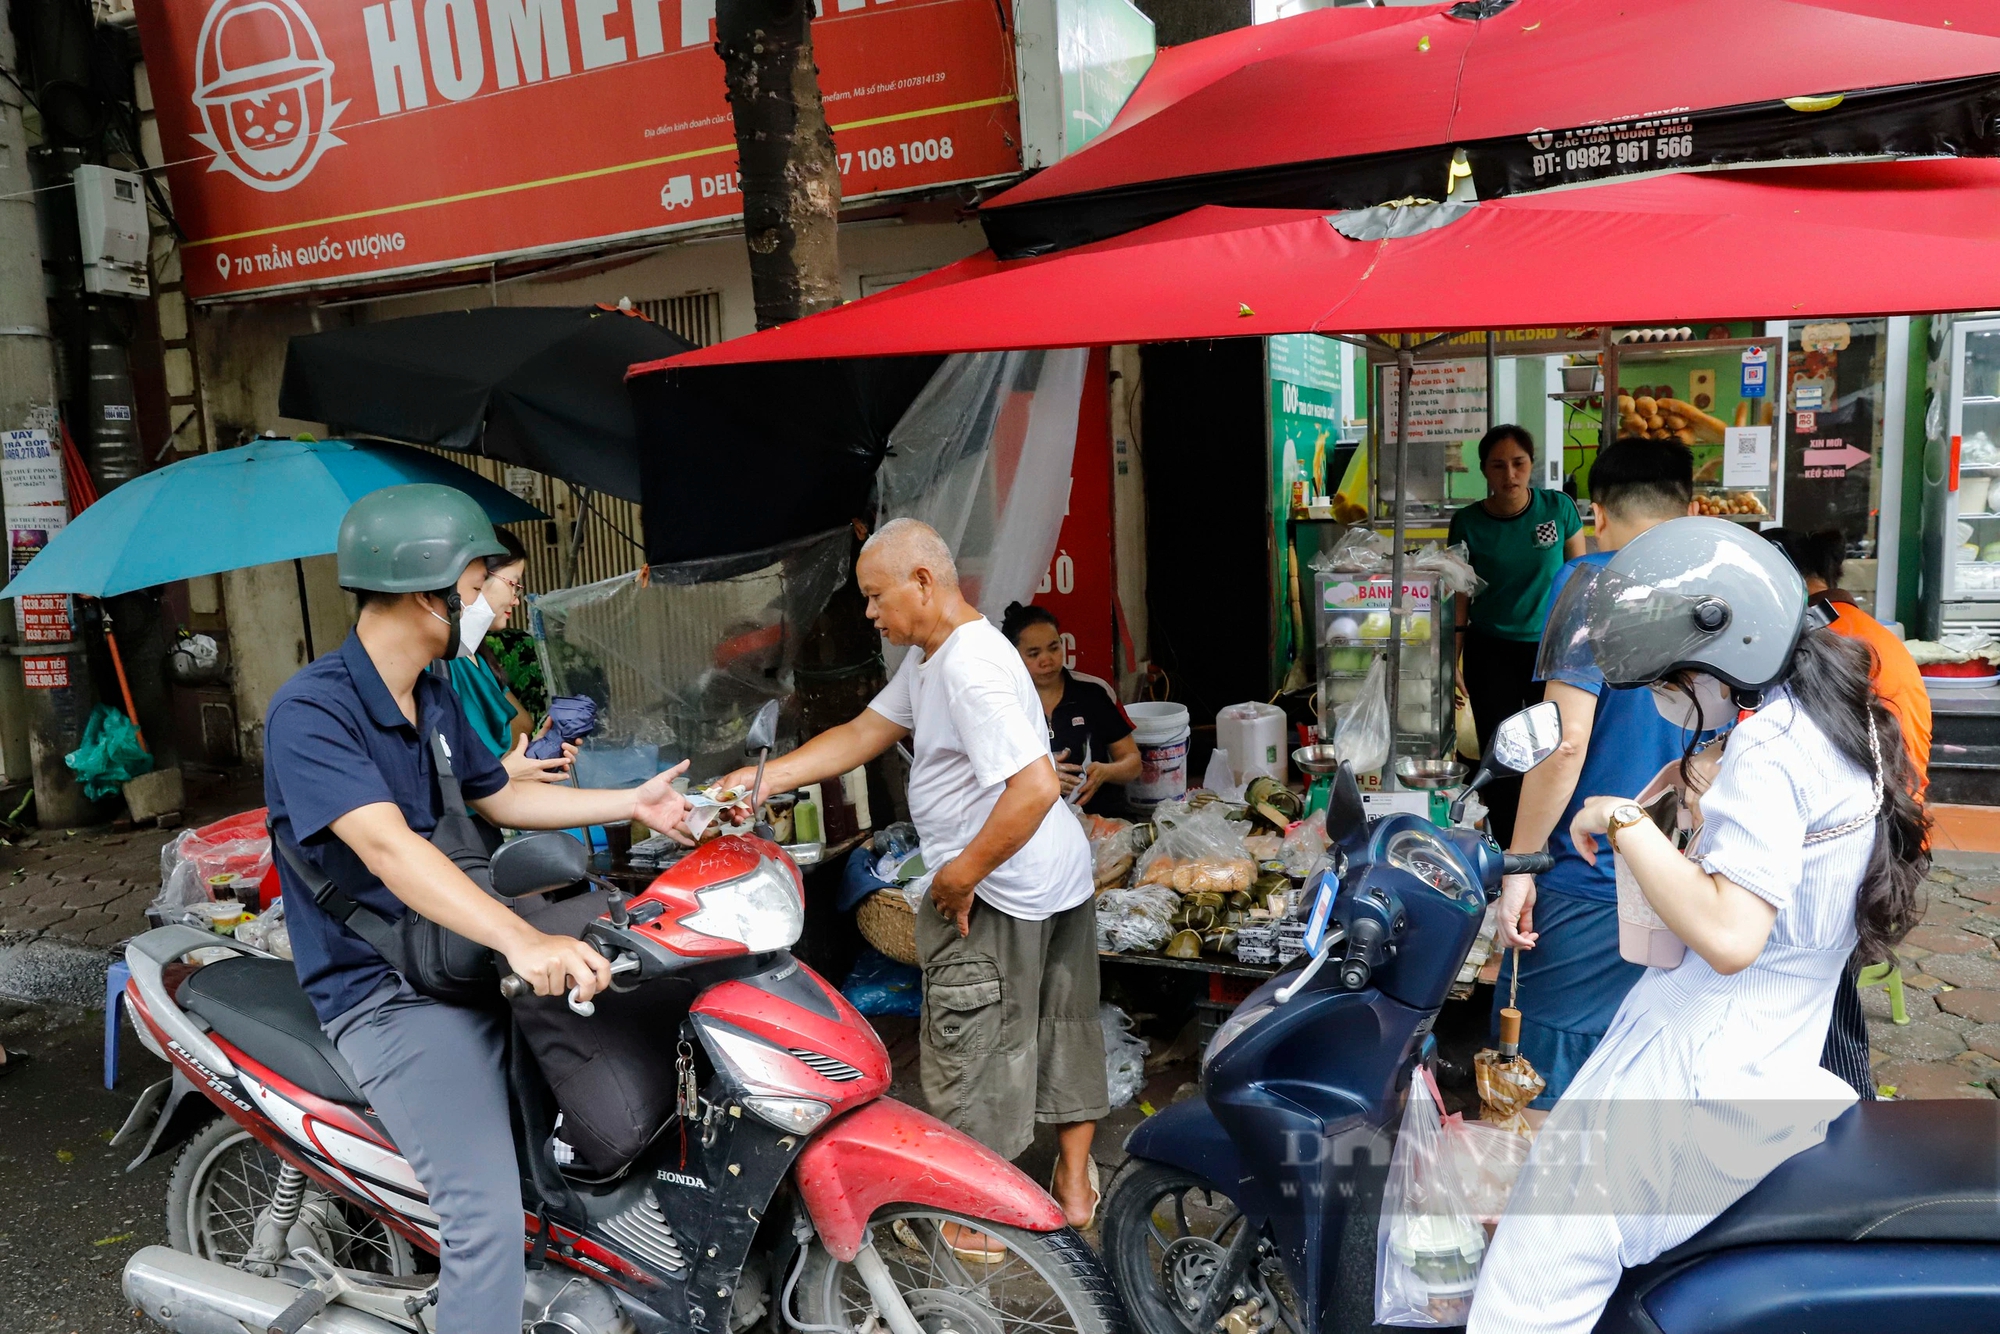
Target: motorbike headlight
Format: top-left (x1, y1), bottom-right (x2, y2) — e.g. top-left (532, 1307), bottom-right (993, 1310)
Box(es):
top-left (1203, 1000), bottom-right (1276, 1068)
top-left (743, 1095), bottom-right (832, 1133)
top-left (680, 855), bottom-right (803, 950)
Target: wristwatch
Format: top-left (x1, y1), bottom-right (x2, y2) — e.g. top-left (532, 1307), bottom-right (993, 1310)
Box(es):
top-left (1605, 802), bottom-right (1649, 856)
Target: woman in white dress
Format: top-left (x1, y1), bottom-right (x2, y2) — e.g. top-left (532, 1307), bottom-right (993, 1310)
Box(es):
top-left (1468, 517), bottom-right (1930, 1334)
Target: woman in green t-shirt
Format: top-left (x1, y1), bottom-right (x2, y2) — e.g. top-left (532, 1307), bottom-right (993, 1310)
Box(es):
top-left (1447, 424), bottom-right (1585, 844)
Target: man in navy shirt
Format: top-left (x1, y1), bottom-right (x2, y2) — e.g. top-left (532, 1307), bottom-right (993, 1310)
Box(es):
top-left (1493, 439), bottom-right (1698, 1106)
top-left (266, 484), bottom-right (692, 1333)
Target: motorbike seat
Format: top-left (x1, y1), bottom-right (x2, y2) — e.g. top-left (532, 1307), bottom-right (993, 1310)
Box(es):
top-left (1660, 1099), bottom-right (2000, 1263)
top-left (177, 956), bottom-right (368, 1106)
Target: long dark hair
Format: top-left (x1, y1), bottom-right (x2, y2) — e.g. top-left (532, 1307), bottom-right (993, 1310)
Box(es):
top-left (1778, 630), bottom-right (1929, 963)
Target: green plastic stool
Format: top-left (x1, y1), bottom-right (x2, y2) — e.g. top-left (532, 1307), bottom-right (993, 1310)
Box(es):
top-left (1858, 962), bottom-right (1908, 1026)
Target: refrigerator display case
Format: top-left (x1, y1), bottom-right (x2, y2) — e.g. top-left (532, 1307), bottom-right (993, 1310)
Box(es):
top-left (1943, 319), bottom-right (2000, 602)
top-left (1607, 335), bottom-right (1783, 522)
top-left (1315, 569), bottom-right (1456, 767)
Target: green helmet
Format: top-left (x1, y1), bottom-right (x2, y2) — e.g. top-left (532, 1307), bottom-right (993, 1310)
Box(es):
top-left (337, 483), bottom-right (507, 594)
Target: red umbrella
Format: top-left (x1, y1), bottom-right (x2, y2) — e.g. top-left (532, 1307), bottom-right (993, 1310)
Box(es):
top-left (636, 159), bottom-right (2000, 369)
top-left (981, 0), bottom-right (2000, 258)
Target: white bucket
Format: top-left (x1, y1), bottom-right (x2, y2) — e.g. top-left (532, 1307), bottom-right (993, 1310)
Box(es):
top-left (1126, 702), bottom-right (1191, 807)
top-left (1216, 701), bottom-right (1288, 785)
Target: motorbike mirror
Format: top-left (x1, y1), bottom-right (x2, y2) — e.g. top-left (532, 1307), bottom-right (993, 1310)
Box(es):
top-left (1488, 700), bottom-right (1563, 775)
top-left (490, 831), bottom-right (590, 899)
top-left (743, 700), bottom-right (781, 756)
top-left (1325, 761), bottom-right (1368, 849)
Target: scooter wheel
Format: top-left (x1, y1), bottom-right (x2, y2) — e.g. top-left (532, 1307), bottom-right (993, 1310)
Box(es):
top-left (1102, 1159), bottom-right (1340, 1334)
top-left (792, 1207), bottom-right (1127, 1334)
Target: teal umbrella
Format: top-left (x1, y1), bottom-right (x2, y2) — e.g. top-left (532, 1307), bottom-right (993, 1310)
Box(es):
top-left (1, 438), bottom-right (544, 600)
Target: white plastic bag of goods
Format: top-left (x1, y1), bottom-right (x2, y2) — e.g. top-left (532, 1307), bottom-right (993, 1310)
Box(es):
top-left (875, 349), bottom-right (1090, 669)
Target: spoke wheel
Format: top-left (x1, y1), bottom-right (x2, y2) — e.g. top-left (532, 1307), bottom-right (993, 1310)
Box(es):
top-left (793, 1208), bottom-right (1127, 1334)
top-left (1101, 1161), bottom-right (1305, 1334)
top-left (166, 1119), bottom-right (416, 1276)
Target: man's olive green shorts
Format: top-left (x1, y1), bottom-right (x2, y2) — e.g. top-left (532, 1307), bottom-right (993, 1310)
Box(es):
top-left (914, 893), bottom-right (1110, 1161)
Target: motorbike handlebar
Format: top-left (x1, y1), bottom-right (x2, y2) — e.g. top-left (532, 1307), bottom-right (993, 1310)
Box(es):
top-left (1502, 852), bottom-right (1554, 877)
top-left (497, 951), bottom-right (638, 1016)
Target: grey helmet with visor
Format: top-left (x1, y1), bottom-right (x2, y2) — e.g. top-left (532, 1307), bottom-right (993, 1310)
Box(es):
top-left (1536, 516), bottom-right (1808, 697)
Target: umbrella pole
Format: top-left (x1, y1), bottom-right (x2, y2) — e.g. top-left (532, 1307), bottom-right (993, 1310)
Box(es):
top-left (294, 558), bottom-right (317, 663)
top-left (1385, 337), bottom-right (1414, 792)
top-left (96, 605), bottom-right (146, 753)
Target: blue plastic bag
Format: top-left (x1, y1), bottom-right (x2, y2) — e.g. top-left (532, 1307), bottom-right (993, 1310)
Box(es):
top-left (842, 948), bottom-right (921, 1017)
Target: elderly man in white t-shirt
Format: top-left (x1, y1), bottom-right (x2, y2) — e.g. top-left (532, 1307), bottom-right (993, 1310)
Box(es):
top-left (724, 519), bottom-right (1107, 1235)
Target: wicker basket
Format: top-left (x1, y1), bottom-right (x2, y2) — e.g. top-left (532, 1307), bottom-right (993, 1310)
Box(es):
top-left (856, 888), bottom-right (919, 966)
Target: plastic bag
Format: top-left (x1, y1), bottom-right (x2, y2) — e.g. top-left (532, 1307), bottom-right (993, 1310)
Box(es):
top-left (1332, 657), bottom-right (1391, 775)
top-left (235, 900), bottom-right (293, 961)
top-left (1377, 1069), bottom-right (1488, 1327)
top-left (1409, 541), bottom-right (1487, 600)
top-left (1101, 1004), bottom-right (1150, 1109)
top-left (1134, 804), bottom-right (1254, 894)
top-left (842, 948), bottom-right (923, 1017)
top-left (1280, 810), bottom-right (1330, 879)
top-left (1200, 748), bottom-right (1246, 802)
top-left (1087, 816), bottom-right (1144, 890)
top-left (1436, 1114), bottom-right (1532, 1229)
top-left (1095, 886), bottom-right (1181, 952)
top-left (154, 810), bottom-right (273, 917)
top-left (1314, 527), bottom-right (1391, 574)
top-left (65, 704), bottom-right (153, 800)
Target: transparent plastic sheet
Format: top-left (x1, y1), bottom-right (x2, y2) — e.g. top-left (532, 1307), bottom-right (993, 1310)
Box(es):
top-left (1095, 886), bottom-right (1181, 953)
top-left (529, 527), bottom-right (852, 786)
top-left (1376, 1070), bottom-right (1489, 1327)
top-left (875, 349), bottom-right (1089, 636)
top-left (1101, 1004), bottom-right (1150, 1109)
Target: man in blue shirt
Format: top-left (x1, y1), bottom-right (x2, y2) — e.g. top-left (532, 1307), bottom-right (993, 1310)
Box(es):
top-left (1493, 438), bottom-right (1697, 1106)
top-left (266, 484), bottom-right (693, 1333)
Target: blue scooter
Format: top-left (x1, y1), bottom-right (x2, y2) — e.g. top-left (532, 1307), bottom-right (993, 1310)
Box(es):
top-left (1101, 702), bottom-right (2000, 1334)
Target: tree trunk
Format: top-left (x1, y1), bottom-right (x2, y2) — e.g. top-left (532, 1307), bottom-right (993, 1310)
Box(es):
top-left (716, 0), bottom-right (844, 330)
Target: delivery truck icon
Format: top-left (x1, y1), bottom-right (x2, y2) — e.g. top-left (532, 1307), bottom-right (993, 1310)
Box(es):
top-left (661, 175), bottom-right (695, 210)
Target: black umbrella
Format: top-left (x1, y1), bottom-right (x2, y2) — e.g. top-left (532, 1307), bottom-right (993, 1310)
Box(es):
top-left (279, 306), bottom-right (694, 502)
top-left (629, 355), bottom-right (944, 563)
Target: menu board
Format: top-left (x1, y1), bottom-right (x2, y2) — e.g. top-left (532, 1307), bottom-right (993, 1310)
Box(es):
top-left (1377, 360), bottom-right (1487, 445)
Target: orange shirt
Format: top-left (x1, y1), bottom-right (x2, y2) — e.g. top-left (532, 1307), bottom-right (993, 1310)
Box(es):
top-left (1825, 595), bottom-right (1932, 782)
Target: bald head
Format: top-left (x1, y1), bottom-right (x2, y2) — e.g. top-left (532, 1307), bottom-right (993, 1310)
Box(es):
top-left (861, 517), bottom-right (959, 589)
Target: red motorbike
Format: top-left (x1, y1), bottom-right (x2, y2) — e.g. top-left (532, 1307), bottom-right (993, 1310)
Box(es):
top-left (113, 819), bottom-right (1124, 1334)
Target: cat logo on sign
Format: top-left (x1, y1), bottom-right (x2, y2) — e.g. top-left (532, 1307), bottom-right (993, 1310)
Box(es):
top-left (191, 0), bottom-right (348, 192)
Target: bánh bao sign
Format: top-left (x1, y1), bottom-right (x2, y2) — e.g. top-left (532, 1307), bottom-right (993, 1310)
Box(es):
top-left (137, 0), bottom-right (1023, 299)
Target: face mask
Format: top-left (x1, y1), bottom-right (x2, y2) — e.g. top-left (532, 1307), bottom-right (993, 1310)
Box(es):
top-left (454, 591), bottom-right (497, 659)
top-left (1650, 672), bottom-right (1737, 732)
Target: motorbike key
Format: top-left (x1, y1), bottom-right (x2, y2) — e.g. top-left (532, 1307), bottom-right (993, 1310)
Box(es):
top-left (677, 1038), bottom-right (700, 1122)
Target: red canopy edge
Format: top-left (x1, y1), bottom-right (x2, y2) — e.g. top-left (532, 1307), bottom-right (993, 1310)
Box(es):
top-left (633, 160), bottom-right (2000, 373)
top-left (988, 0), bottom-right (2000, 213)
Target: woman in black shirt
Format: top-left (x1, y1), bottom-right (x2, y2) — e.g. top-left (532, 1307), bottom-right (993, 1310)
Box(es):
top-left (1001, 602), bottom-right (1141, 814)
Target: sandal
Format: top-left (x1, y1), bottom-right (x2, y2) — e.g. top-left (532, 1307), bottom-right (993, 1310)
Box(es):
top-left (941, 1221), bottom-right (1009, 1263)
top-left (1051, 1155), bottom-right (1102, 1230)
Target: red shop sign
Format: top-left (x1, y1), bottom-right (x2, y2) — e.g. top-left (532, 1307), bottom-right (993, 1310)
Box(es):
top-left (136, 0), bottom-right (1023, 300)
top-left (21, 656), bottom-right (70, 689)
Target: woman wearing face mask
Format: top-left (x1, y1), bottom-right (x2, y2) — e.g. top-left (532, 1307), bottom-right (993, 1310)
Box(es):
top-left (1469, 517), bottom-right (1929, 1334)
top-left (442, 529), bottom-right (575, 782)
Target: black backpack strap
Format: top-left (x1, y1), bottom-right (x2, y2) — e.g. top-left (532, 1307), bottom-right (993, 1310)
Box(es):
top-left (271, 833), bottom-right (406, 965)
top-left (429, 730), bottom-right (470, 817)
